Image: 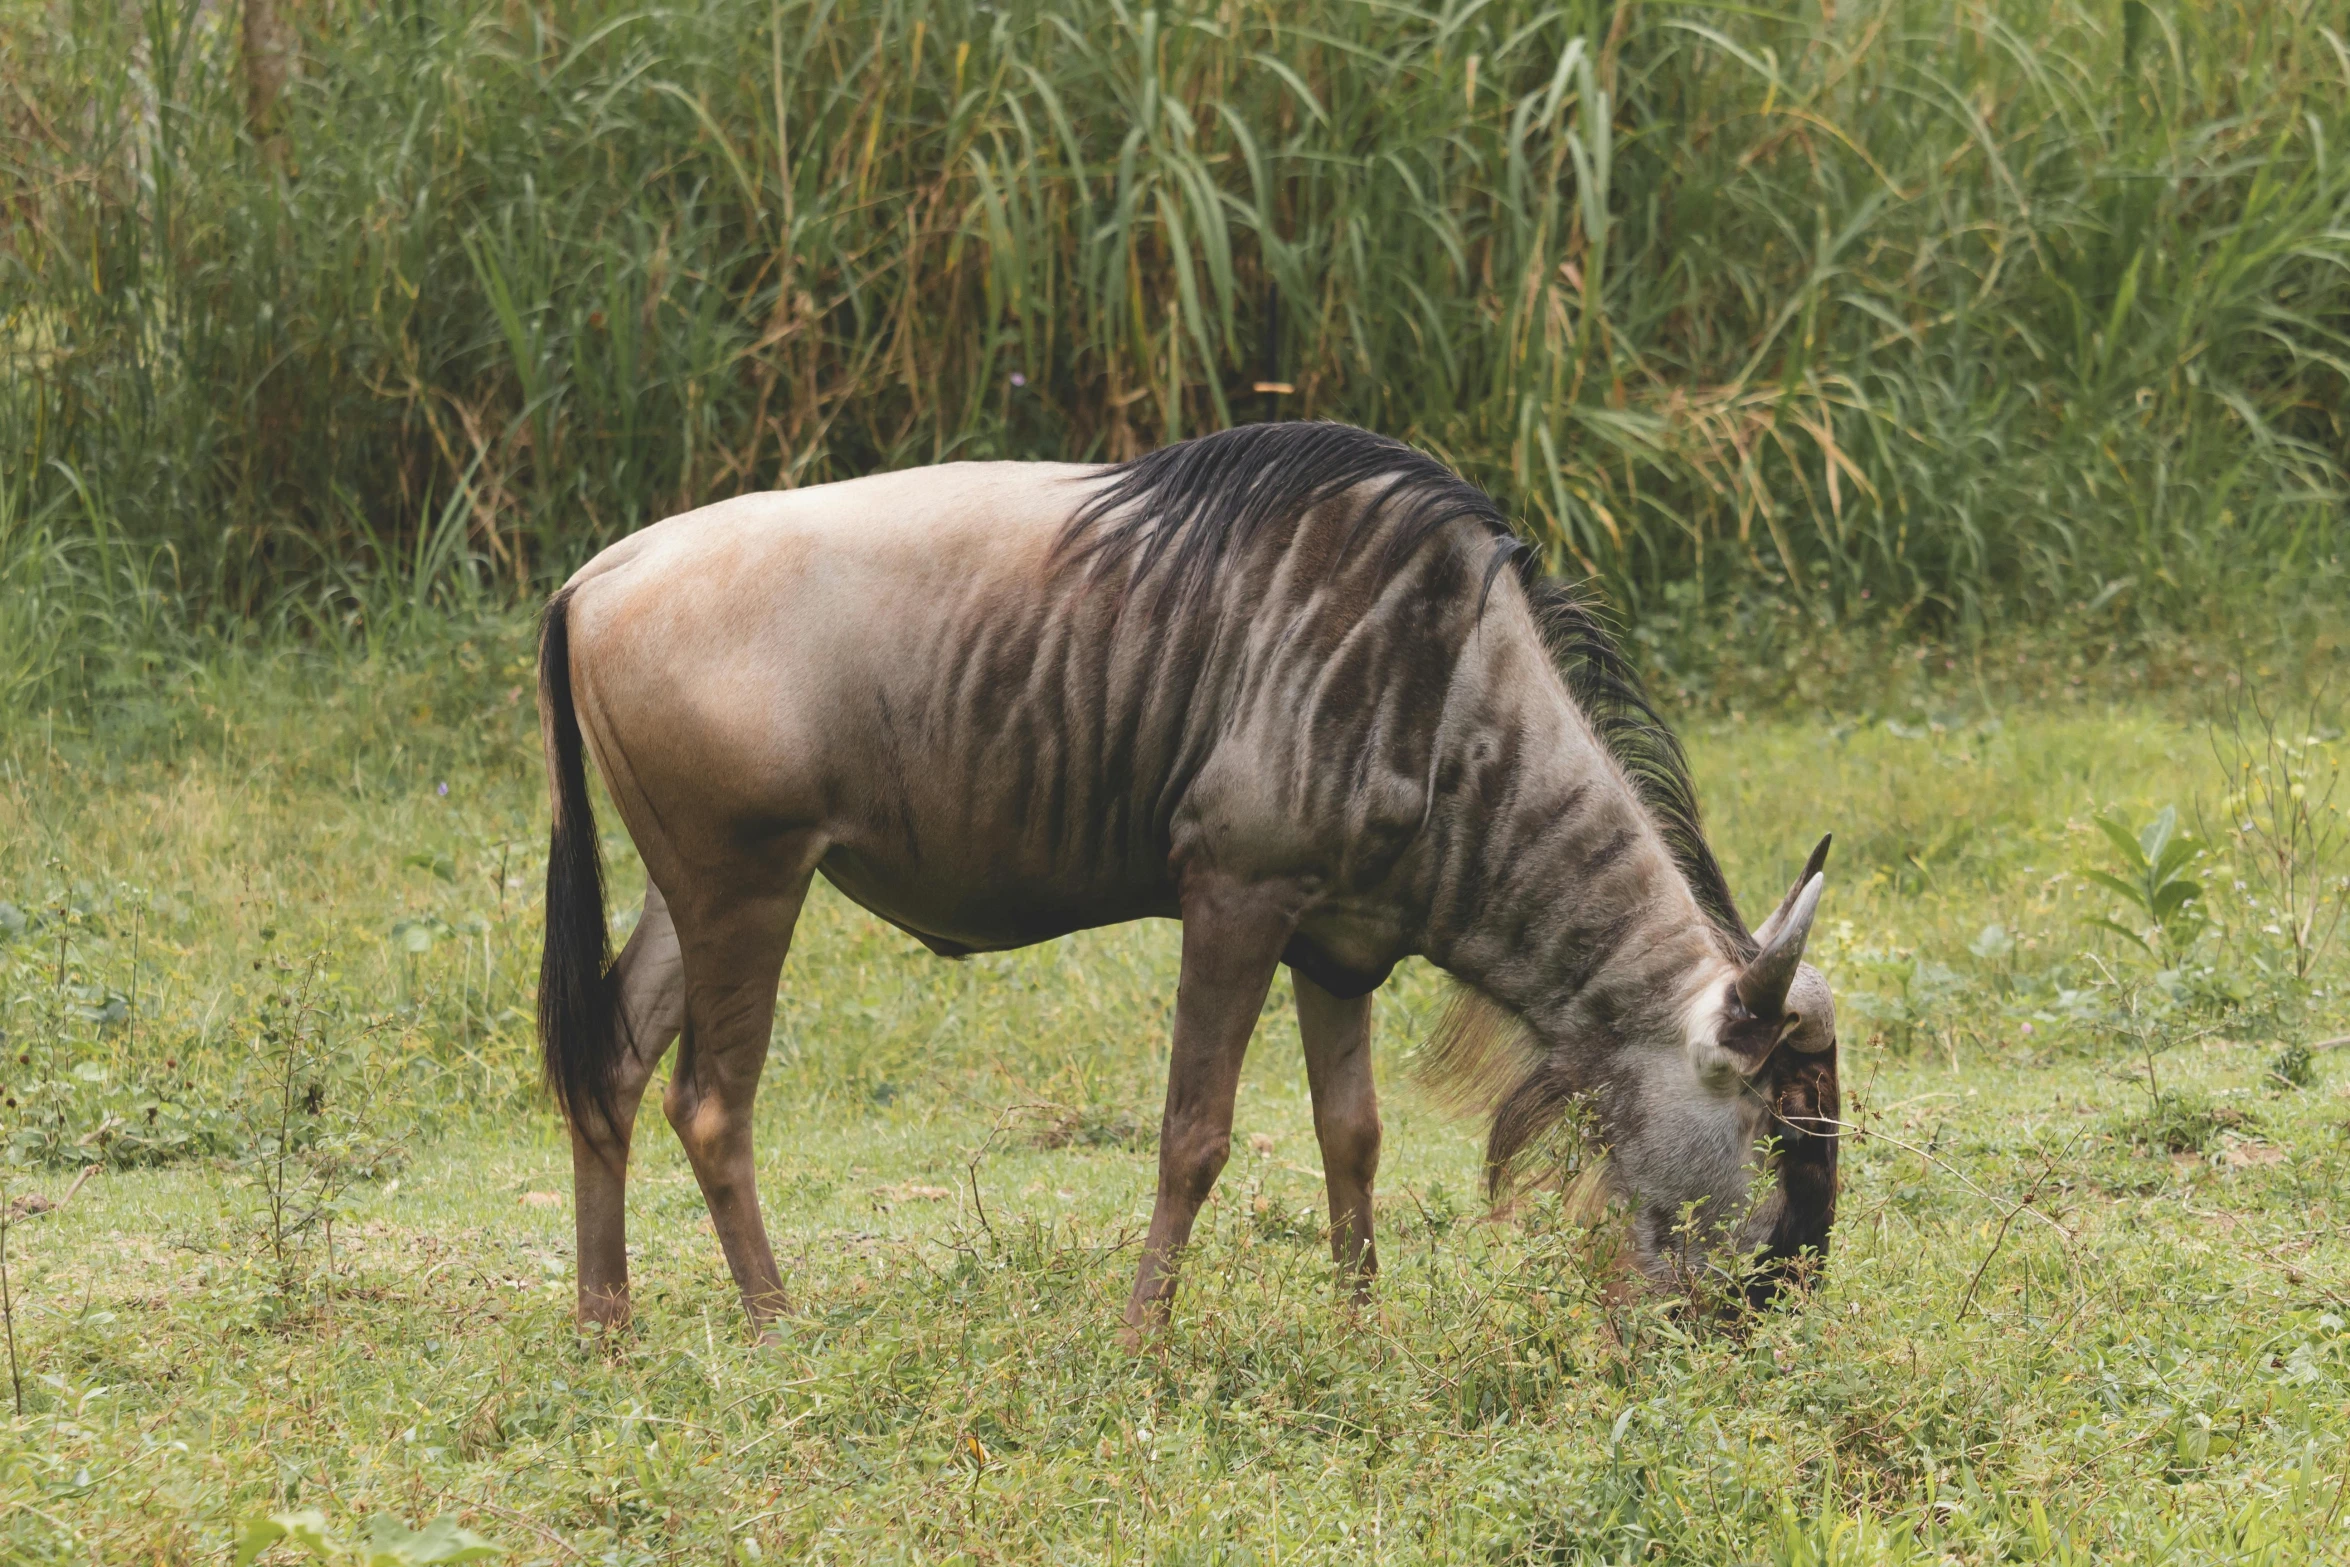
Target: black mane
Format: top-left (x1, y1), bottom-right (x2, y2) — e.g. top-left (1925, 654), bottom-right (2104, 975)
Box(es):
top-left (1064, 422), bottom-right (1754, 952)
top-left (1524, 580), bottom-right (1755, 956)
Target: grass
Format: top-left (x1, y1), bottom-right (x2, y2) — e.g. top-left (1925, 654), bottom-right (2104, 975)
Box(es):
top-left (0, 619), bottom-right (2345, 1562)
top-left (5, 0), bottom-right (2349, 652)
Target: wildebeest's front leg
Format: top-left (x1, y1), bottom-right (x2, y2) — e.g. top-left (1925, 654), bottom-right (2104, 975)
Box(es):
top-left (1122, 878), bottom-right (1295, 1342)
top-left (1295, 971), bottom-right (1381, 1298)
top-left (664, 872), bottom-right (812, 1330)
top-left (574, 882), bottom-right (686, 1330)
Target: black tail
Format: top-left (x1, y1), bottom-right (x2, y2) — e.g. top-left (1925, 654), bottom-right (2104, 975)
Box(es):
top-left (537, 588), bottom-right (618, 1128)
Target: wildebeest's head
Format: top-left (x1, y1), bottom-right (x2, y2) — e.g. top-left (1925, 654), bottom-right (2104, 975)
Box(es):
top-left (1679, 849), bottom-right (1841, 1304)
top-left (1422, 838), bottom-right (1840, 1307)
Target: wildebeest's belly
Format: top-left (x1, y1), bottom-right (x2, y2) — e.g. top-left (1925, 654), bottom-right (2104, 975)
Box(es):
top-left (814, 841), bottom-right (1180, 957)
top-left (812, 833), bottom-right (1408, 999)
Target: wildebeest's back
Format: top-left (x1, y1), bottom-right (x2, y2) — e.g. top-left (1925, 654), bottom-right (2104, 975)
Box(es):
top-left (561, 459), bottom-right (1501, 957)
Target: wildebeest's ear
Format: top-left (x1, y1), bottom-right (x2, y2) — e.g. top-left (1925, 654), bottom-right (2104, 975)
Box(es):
top-left (1714, 989), bottom-right (1799, 1076)
top-left (1717, 964), bottom-right (1839, 1077)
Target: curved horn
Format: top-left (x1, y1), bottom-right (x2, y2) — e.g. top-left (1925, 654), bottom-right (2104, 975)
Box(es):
top-left (1738, 873), bottom-right (1823, 1018)
top-left (1752, 834), bottom-right (1833, 947)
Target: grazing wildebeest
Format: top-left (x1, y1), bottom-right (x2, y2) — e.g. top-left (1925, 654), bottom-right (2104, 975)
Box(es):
top-left (537, 421), bottom-right (1838, 1338)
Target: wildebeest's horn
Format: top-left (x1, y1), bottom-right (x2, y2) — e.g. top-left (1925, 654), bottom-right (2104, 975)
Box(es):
top-left (1752, 834), bottom-right (1833, 947)
top-left (1739, 873), bottom-right (1823, 1018)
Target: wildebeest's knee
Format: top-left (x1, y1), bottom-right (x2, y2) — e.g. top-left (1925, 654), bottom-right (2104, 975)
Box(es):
top-left (661, 1075), bottom-right (719, 1146)
top-left (1164, 1129), bottom-right (1231, 1203)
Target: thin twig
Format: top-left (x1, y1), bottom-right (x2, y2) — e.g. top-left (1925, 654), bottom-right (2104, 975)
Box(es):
top-left (1809, 1115), bottom-right (2078, 1246)
top-left (1955, 1132), bottom-right (2081, 1320)
top-left (962, 1102), bottom-right (1063, 1252)
top-left (9, 1163), bottom-right (99, 1222)
top-left (0, 1180), bottom-right (21, 1417)
top-left (463, 1499), bottom-right (586, 1561)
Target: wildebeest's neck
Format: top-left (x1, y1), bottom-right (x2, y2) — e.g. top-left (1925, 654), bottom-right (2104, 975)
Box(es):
top-left (1416, 618), bottom-right (1731, 1046)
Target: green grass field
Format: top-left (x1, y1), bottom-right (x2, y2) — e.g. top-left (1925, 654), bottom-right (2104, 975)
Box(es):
top-left (0, 625), bottom-right (2343, 1563)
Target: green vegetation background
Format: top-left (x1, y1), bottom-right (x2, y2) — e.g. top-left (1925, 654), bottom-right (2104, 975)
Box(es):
top-left (2, 0), bottom-right (2349, 1562)
top-left (6, 0), bottom-right (2349, 690)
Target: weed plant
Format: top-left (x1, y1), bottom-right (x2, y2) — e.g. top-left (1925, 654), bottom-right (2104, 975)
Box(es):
top-left (5, 0), bottom-right (2349, 684)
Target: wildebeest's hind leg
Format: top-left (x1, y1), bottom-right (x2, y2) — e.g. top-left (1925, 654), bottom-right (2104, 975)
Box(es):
top-left (1294, 971), bottom-right (1381, 1299)
top-left (663, 866), bottom-right (814, 1330)
top-left (574, 882), bottom-right (686, 1330)
top-left (1123, 878), bottom-right (1295, 1344)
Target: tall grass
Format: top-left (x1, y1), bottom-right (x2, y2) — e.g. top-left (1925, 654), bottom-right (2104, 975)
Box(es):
top-left (4, 0), bottom-right (2347, 645)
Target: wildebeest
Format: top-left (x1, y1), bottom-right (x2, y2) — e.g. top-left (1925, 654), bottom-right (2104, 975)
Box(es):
top-left (537, 421), bottom-right (1838, 1337)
